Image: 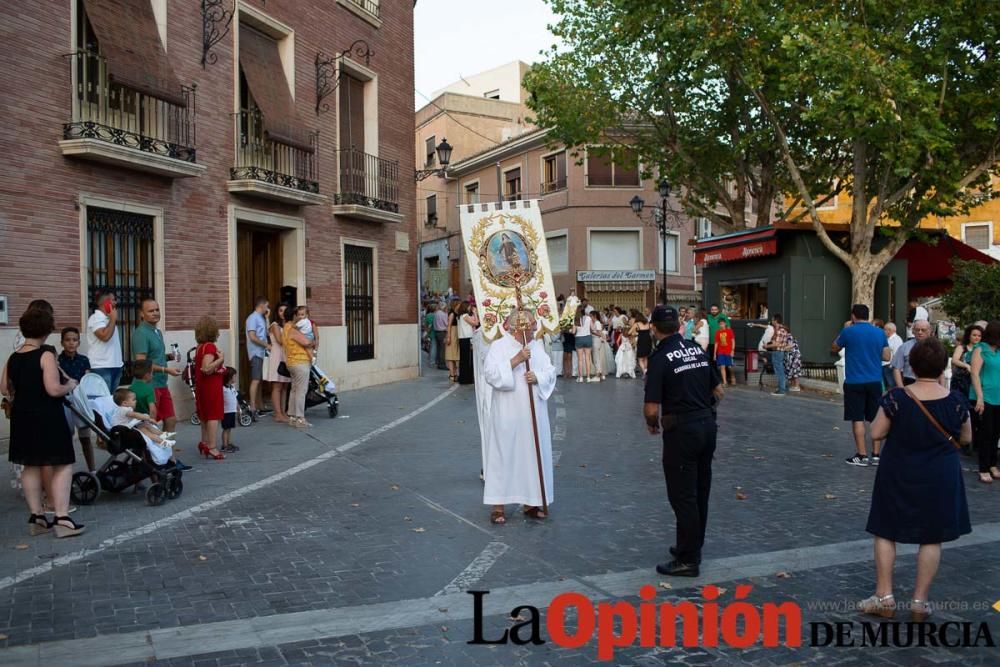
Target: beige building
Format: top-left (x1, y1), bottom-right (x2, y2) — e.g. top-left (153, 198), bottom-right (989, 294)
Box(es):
top-left (417, 125), bottom-right (703, 310)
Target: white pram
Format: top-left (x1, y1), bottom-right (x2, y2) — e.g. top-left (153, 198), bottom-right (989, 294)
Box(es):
top-left (65, 374), bottom-right (183, 506)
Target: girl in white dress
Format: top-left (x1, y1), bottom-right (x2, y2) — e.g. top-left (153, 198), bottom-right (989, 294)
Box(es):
top-left (615, 318), bottom-right (637, 379)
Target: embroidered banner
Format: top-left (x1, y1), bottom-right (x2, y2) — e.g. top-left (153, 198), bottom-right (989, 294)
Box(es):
top-left (459, 200), bottom-right (560, 341)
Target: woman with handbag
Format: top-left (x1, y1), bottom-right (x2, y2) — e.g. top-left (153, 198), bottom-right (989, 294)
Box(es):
top-left (283, 305), bottom-right (316, 428)
top-left (860, 338), bottom-right (971, 621)
top-left (2, 307), bottom-right (84, 537)
top-left (265, 303), bottom-right (292, 423)
top-left (194, 316), bottom-right (226, 460)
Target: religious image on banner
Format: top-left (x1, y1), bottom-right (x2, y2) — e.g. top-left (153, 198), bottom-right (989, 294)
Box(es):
top-left (459, 200), bottom-right (560, 340)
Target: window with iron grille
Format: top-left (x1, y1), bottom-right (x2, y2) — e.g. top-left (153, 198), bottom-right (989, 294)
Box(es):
top-left (963, 223), bottom-right (991, 250)
top-left (85, 206), bottom-right (155, 382)
top-left (542, 151), bottom-right (567, 193)
top-left (344, 244), bottom-right (375, 361)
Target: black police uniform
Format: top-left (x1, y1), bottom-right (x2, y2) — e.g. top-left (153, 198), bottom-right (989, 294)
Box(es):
top-left (644, 318), bottom-right (720, 571)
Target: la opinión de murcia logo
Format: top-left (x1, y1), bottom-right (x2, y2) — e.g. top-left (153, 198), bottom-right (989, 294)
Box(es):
top-left (468, 586), bottom-right (996, 660)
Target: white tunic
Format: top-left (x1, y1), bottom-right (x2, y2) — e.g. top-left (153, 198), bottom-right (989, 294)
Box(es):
top-left (482, 331), bottom-right (556, 506)
top-left (472, 330), bottom-right (493, 474)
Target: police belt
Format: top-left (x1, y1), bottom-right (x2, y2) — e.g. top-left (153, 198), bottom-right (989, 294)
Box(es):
top-left (660, 408), bottom-right (715, 430)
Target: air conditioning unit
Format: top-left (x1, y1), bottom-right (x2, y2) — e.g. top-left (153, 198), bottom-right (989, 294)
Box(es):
top-left (697, 217), bottom-right (713, 239)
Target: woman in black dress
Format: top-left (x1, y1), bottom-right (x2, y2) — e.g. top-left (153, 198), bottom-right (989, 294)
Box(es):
top-left (2, 307), bottom-right (85, 538)
top-left (861, 339), bottom-right (971, 621)
top-left (457, 303), bottom-right (478, 385)
top-left (631, 309), bottom-right (653, 376)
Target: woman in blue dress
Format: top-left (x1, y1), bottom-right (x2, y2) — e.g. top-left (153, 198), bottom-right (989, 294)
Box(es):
top-left (861, 338), bottom-right (972, 622)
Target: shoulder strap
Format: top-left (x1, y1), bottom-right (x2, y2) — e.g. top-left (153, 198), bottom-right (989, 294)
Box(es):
top-left (903, 388), bottom-right (960, 450)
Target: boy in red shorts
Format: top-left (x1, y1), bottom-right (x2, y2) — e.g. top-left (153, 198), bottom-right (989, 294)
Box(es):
top-left (714, 318), bottom-right (736, 386)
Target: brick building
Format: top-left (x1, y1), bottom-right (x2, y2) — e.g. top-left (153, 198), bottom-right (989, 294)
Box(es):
top-left (416, 66), bottom-right (704, 310)
top-left (0, 0), bottom-right (418, 435)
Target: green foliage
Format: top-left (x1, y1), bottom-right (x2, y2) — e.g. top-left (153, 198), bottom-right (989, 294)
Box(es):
top-left (527, 0), bottom-right (1000, 301)
top-left (941, 259), bottom-right (1000, 325)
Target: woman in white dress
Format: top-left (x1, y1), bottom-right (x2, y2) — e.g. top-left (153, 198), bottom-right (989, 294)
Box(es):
top-left (693, 308), bottom-right (710, 351)
top-left (615, 316), bottom-right (637, 379)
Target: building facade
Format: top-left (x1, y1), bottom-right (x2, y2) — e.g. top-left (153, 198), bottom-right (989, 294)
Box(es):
top-left (418, 127), bottom-right (702, 311)
top-left (794, 175), bottom-right (1000, 261)
top-left (0, 0), bottom-right (418, 436)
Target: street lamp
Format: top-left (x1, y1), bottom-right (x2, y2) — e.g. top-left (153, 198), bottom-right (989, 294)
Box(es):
top-left (630, 178), bottom-right (683, 305)
top-left (415, 138), bottom-right (454, 181)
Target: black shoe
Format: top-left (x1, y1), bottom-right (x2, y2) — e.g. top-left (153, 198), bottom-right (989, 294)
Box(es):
top-left (656, 559), bottom-right (700, 577)
top-left (174, 459), bottom-right (193, 472)
top-left (669, 546), bottom-right (702, 565)
top-left (257, 408), bottom-right (273, 416)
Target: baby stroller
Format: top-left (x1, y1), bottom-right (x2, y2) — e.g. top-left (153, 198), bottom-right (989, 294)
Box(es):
top-left (65, 374), bottom-right (184, 507)
top-left (306, 364), bottom-right (339, 418)
top-left (183, 347), bottom-right (253, 426)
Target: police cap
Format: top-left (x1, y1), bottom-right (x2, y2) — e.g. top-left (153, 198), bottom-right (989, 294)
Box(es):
top-left (650, 306), bottom-right (679, 324)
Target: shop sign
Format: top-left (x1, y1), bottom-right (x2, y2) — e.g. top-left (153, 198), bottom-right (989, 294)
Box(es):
top-left (576, 270), bottom-right (656, 281)
top-left (696, 239), bottom-right (778, 266)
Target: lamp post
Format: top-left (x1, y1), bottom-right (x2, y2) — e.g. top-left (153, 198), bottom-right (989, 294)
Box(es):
top-left (630, 179), bottom-right (681, 305)
top-left (415, 138), bottom-right (454, 181)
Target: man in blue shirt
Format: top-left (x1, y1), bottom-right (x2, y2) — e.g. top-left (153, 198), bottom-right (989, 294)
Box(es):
top-left (832, 304), bottom-right (891, 467)
top-left (245, 296), bottom-right (272, 418)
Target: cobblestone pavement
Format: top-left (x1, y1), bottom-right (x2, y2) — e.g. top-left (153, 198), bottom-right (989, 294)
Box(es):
top-left (1, 367), bottom-right (999, 665)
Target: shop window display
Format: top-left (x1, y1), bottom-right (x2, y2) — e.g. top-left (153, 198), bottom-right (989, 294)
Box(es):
top-left (719, 280), bottom-right (768, 320)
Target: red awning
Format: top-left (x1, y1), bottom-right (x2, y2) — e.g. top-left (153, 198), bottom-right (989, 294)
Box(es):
top-left (897, 234), bottom-right (997, 298)
top-left (694, 228), bottom-right (778, 266)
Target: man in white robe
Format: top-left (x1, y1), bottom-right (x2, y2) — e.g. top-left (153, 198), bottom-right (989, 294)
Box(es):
top-left (482, 311), bottom-right (557, 523)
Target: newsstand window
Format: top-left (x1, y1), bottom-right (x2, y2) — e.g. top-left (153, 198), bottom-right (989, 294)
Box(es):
top-left (718, 279), bottom-right (769, 320)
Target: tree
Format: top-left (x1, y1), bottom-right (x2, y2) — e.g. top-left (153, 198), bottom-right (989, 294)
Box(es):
top-left (941, 259), bottom-right (1000, 325)
top-left (527, 0), bottom-right (1000, 307)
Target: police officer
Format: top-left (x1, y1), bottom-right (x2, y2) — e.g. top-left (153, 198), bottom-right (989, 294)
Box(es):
top-left (644, 305), bottom-right (724, 577)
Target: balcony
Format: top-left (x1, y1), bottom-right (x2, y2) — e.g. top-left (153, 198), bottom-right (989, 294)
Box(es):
top-left (338, 0), bottom-right (381, 28)
top-left (332, 149), bottom-right (403, 224)
top-left (541, 177), bottom-right (567, 195)
top-left (228, 109), bottom-right (324, 206)
top-left (59, 51), bottom-right (205, 178)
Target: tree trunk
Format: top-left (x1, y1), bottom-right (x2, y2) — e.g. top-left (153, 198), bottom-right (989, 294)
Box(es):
top-left (850, 256), bottom-right (886, 312)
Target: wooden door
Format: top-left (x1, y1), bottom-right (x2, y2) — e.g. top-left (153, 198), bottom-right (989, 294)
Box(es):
top-left (237, 226), bottom-right (283, 393)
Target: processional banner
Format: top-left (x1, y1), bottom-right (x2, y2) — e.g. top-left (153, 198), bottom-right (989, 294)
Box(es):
top-left (459, 200), bottom-right (561, 341)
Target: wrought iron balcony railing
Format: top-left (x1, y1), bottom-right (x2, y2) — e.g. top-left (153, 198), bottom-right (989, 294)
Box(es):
top-left (64, 50), bottom-right (196, 162)
top-left (334, 148), bottom-right (399, 213)
top-left (541, 178), bottom-right (567, 194)
top-left (231, 109), bottom-right (319, 194)
top-left (346, 0), bottom-right (380, 18)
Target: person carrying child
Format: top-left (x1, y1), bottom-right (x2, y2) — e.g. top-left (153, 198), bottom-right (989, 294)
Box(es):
top-left (58, 326), bottom-right (96, 473)
top-left (295, 307), bottom-right (319, 360)
top-left (221, 367), bottom-right (240, 453)
top-left (714, 318), bottom-right (736, 386)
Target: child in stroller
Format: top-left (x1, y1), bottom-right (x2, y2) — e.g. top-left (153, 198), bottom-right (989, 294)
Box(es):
top-left (111, 387), bottom-right (176, 448)
top-left (66, 374), bottom-right (184, 507)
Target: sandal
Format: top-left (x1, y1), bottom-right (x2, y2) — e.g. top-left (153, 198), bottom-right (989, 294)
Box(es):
top-left (523, 506), bottom-right (548, 520)
top-left (28, 513), bottom-right (52, 536)
top-left (911, 599), bottom-right (933, 622)
top-left (221, 443), bottom-right (240, 453)
top-left (979, 473), bottom-right (993, 484)
top-left (490, 508), bottom-right (506, 524)
top-left (858, 593), bottom-right (895, 618)
top-left (53, 515), bottom-right (85, 539)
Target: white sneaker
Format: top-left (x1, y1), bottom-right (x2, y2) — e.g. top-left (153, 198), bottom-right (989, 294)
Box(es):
top-left (789, 386), bottom-right (802, 392)
top-left (577, 377), bottom-right (583, 383)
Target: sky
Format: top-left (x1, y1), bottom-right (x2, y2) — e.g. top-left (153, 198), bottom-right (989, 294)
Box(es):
top-left (414, 0), bottom-right (558, 109)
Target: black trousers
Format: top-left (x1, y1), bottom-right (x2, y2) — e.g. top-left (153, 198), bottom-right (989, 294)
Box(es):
top-left (434, 330), bottom-right (447, 369)
top-left (662, 416), bottom-right (717, 564)
top-left (976, 402), bottom-right (1000, 473)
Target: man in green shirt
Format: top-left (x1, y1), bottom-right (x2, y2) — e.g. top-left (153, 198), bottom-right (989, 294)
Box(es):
top-left (132, 299), bottom-right (182, 434)
top-left (707, 304), bottom-right (730, 364)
